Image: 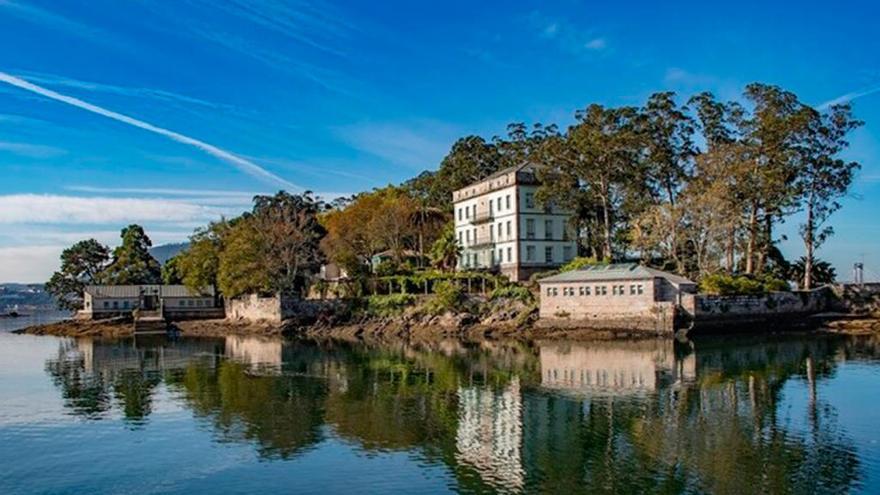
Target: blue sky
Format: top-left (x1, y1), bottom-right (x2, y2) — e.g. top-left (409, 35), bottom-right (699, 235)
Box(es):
top-left (0, 0), bottom-right (878, 282)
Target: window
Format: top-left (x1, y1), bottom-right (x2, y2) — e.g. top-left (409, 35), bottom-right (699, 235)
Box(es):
top-left (103, 301), bottom-right (109, 308)
top-left (545, 246), bottom-right (553, 263)
top-left (188, 300), bottom-right (194, 307)
top-left (637, 284), bottom-right (644, 295)
top-left (488, 200), bottom-right (493, 214)
top-left (458, 208), bottom-right (462, 221)
top-left (547, 288), bottom-right (553, 296)
top-left (585, 286), bottom-right (591, 296)
top-left (490, 250), bottom-right (495, 265)
top-left (179, 300), bottom-right (185, 306)
top-left (465, 206), bottom-right (470, 219)
top-left (579, 286), bottom-right (585, 296)
top-left (123, 301), bottom-right (129, 309)
top-left (544, 219), bottom-right (553, 239)
top-left (525, 192), bottom-right (535, 208)
top-left (458, 231), bottom-right (463, 245)
top-left (497, 197), bottom-right (502, 211)
top-left (599, 286), bottom-right (607, 296)
top-left (563, 246), bottom-right (573, 261)
top-left (551, 287), bottom-right (558, 296)
top-left (612, 286), bottom-right (619, 296)
top-left (506, 221), bottom-right (512, 238)
top-left (526, 219), bottom-right (535, 239)
top-left (505, 195), bottom-right (510, 210)
top-left (472, 205), bottom-right (477, 218)
top-left (489, 224), bottom-right (494, 241)
top-left (112, 301), bottom-right (118, 309)
top-left (526, 245), bottom-right (536, 261)
top-left (507, 247), bottom-right (512, 262)
top-left (630, 285), bottom-right (636, 295)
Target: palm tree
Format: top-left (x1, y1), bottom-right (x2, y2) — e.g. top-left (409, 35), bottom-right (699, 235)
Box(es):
top-left (790, 256), bottom-right (836, 288)
top-left (430, 223), bottom-right (461, 272)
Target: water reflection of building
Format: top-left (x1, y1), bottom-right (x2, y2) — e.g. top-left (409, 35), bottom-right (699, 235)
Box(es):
top-left (539, 341), bottom-right (695, 395)
top-left (455, 377), bottom-right (525, 491)
top-left (224, 336), bottom-right (283, 373)
top-left (75, 337), bottom-right (223, 374)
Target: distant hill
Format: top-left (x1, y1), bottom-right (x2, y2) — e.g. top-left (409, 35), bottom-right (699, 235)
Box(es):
top-left (150, 242), bottom-right (189, 265)
top-left (0, 283), bottom-right (55, 309)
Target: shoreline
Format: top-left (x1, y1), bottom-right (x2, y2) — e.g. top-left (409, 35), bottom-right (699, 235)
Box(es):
top-left (13, 314), bottom-right (880, 341)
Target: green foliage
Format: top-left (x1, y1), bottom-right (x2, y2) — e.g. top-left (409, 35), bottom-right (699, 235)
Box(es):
top-left (490, 284), bottom-right (534, 304)
top-left (101, 225), bottom-right (162, 285)
top-left (45, 239), bottom-right (110, 311)
top-left (426, 280), bottom-right (464, 314)
top-left (559, 256), bottom-right (604, 273)
top-left (161, 255), bottom-right (183, 285)
top-left (789, 257), bottom-right (837, 287)
top-left (699, 273), bottom-right (790, 295)
top-left (429, 222), bottom-right (461, 272)
top-left (364, 294), bottom-right (417, 317)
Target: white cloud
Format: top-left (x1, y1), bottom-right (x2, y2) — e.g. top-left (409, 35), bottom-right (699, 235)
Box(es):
top-left (584, 38), bottom-right (606, 50)
top-left (0, 72), bottom-right (301, 191)
top-left (0, 141), bottom-right (66, 158)
top-left (0, 245), bottom-right (65, 283)
top-left (529, 13), bottom-right (607, 55)
top-left (0, 194), bottom-right (224, 224)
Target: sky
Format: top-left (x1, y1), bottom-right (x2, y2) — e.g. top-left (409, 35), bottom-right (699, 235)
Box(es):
top-left (0, 0), bottom-right (879, 283)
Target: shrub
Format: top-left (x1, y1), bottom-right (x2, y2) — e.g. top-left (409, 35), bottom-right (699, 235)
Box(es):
top-left (559, 256), bottom-right (603, 273)
top-left (365, 294), bottom-right (416, 317)
top-left (699, 273), bottom-right (790, 295)
top-left (490, 284), bottom-right (535, 303)
top-left (426, 280), bottom-right (465, 314)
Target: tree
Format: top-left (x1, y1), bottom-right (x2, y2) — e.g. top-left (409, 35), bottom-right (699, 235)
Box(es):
top-left (217, 219), bottom-right (271, 298)
top-left (45, 239), bottom-right (110, 310)
top-left (789, 256), bottom-right (837, 287)
top-left (161, 255), bottom-right (183, 284)
top-left (176, 220), bottom-right (231, 295)
top-left (793, 104), bottom-right (862, 288)
top-left (430, 222), bottom-right (461, 272)
top-left (250, 191), bottom-right (327, 295)
top-left (101, 225), bottom-right (162, 285)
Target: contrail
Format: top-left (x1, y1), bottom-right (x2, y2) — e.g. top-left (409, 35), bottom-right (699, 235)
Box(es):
top-left (818, 84), bottom-right (880, 110)
top-left (0, 71), bottom-right (300, 190)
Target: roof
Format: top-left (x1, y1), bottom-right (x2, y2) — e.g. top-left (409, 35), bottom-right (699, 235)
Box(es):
top-left (538, 263), bottom-right (695, 286)
top-left (84, 285), bottom-right (214, 298)
top-left (451, 162), bottom-right (540, 197)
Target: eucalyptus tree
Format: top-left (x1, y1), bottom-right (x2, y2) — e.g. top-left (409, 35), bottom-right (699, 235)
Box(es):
top-left (793, 103), bottom-right (862, 288)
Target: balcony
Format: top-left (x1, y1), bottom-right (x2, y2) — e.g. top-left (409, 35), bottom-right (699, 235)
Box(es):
top-left (469, 209), bottom-right (493, 225)
top-left (469, 235), bottom-right (495, 249)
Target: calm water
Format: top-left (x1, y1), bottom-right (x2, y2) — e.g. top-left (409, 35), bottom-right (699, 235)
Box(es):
top-left (0, 325), bottom-right (878, 494)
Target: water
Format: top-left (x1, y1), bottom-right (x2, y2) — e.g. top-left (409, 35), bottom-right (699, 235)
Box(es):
top-left (0, 329), bottom-right (878, 494)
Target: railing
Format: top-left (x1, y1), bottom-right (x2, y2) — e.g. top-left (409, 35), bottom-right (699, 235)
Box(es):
top-left (470, 235), bottom-right (495, 249)
top-left (469, 209), bottom-right (493, 224)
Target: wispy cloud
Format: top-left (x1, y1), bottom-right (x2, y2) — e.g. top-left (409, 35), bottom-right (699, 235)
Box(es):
top-left (0, 141), bottom-right (66, 158)
top-left (0, 72), bottom-right (300, 190)
top-left (818, 84), bottom-right (880, 110)
top-left (0, 245), bottom-right (69, 283)
top-left (529, 12), bottom-right (608, 55)
top-left (335, 121), bottom-right (458, 170)
top-left (0, 0), bottom-right (132, 50)
top-left (18, 71), bottom-right (230, 109)
top-left (65, 186), bottom-right (265, 197)
top-left (0, 194), bottom-right (227, 224)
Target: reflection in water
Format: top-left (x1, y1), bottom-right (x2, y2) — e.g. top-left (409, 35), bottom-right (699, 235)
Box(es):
top-left (40, 334), bottom-right (880, 493)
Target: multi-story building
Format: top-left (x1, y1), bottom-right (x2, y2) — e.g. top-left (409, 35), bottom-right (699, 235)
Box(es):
top-left (452, 163), bottom-right (577, 281)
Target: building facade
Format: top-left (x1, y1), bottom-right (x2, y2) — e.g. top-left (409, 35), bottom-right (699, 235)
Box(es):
top-left (81, 285), bottom-right (216, 319)
top-left (452, 163), bottom-right (577, 282)
top-left (537, 264), bottom-right (696, 333)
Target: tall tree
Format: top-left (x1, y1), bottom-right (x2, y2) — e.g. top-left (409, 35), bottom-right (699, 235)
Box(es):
top-left (251, 191), bottom-right (327, 295)
top-left (794, 104), bottom-right (862, 288)
top-left (45, 239), bottom-right (110, 311)
top-left (101, 225), bottom-right (162, 285)
top-left (175, 220), bottom-right (231, 295)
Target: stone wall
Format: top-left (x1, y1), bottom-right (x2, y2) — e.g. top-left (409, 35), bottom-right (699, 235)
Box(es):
top-left (831, 283), bottom-right (880, 314)
top-left (226, 294), bottom-right (342, 324)
top-left (536, 301), bottom-right (677, 335)
top-left (681, 287), bottom-right (833, 331)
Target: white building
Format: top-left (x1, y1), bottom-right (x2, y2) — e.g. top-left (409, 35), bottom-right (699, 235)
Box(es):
top-left (452, 163), bottom-right (577, 281)
top-left (81, 285), bottom-right (216, 319)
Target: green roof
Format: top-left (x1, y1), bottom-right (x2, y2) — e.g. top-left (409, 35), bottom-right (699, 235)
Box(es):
top-left (538, 263), bottom-right (695, 286)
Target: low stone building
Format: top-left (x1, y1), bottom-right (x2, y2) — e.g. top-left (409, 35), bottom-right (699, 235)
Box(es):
top-left (80, 285), bottom-right (218, 319)
top-left (537, 264), bottom-right (696, 334)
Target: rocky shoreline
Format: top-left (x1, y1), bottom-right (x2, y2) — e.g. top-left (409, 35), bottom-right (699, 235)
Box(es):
top-left (14, 312), bottom-right (880, 341)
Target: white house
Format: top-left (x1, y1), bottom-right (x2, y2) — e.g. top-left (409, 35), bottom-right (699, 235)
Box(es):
top-left (452, 163), bottom-right (577, 281)
top-left (81, 285), bottom-right (216, 319)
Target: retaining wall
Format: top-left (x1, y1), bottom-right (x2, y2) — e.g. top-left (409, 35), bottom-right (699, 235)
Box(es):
top-left (682, 287), bottom-right (833, 331)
